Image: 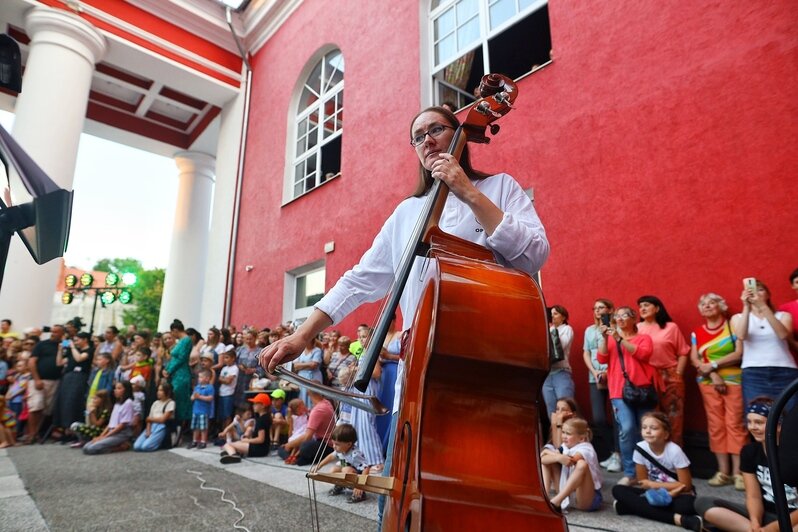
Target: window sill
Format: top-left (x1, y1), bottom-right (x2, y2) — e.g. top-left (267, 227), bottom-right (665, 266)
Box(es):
top-left (282, 172), bottom-right (341, 207)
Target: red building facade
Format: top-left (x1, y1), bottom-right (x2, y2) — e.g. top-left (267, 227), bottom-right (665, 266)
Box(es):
top-left (230, 1), bottom-right (797, 431)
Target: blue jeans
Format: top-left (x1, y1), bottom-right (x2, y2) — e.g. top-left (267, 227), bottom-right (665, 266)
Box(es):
top-left (611, 398), bottom-right (649, 477)
top-left (742, 366), bottom-right (798, 413)
top-left (377, 411), bottom-right (398, 532)
top-left (133, 423), bottom-right (167, 452)
top-left (542, 369), bottom-right (575, 417)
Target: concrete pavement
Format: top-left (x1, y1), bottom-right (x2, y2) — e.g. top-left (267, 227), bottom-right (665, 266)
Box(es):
top-left (2, 443), bottom-right (746, 531)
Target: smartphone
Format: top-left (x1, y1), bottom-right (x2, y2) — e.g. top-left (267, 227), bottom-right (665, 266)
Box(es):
top-left (61, 339), bottom-right (70, 348)
top-left (743, 277), bottom-right (757, 294)
top-left (600, 314), bottom-right (611, 327)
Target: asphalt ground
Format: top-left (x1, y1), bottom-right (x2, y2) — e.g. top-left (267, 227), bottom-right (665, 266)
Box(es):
top-left (2, 443), bottom-right (747, 531)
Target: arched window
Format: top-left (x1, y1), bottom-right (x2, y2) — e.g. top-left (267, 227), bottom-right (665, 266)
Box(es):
top-left (291, 49), bottom-right (344, 199)
top-left (430, 0), bottom-right (551, 109)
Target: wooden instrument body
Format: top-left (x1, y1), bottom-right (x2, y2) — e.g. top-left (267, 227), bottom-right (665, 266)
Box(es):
top-left (383, 228), bottom-right (566, 531)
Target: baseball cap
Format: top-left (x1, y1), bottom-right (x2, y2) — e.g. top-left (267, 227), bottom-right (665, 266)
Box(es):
top-left (248, 393), bottom-right (271, 406)
top-left (270, 389), bottom-right (286, 400)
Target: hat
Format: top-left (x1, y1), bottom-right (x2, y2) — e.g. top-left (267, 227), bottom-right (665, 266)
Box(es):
top-left (225, 344), bottom-right (236, 353)
top-left (199, 351), bottom-right (214, 360)
top-left (248, 393), bottom-right (271, 407)
top-left (349, 340), bottom-right (364, 359)
top-left (130, 375), bottom-right (146, 387)
top-left (270, 389), bottom-right (286, 400)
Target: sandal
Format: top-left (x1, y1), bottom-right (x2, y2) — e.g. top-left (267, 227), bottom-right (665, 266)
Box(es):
top-left (347, 492), bottom-right (367, 504)
top-left (284, 455), bottom-right (297, 465)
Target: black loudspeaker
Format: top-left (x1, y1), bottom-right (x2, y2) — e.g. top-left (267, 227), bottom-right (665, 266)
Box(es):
top-left (0, 34), bottom-right (22, 94)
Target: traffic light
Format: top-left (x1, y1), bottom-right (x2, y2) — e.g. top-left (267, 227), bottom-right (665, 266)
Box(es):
top-left (100, 291), bottom-right (116, 305)
top-left (118, 290), bottom-right (133, 304)
top-left (122, 272), bottom-right (137, 286)
top-left (105, 272), bottom-right (120, 286)
top-left (61, 292), bottom-right (73, 304)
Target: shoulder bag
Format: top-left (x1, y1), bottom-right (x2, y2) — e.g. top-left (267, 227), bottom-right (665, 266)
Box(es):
top-left (617, 337), bottom-right (657, 406)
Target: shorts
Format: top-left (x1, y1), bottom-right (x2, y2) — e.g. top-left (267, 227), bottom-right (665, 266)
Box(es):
top-left (191, 414), bottom-right (208, 431)
top-left (218, 395), bottom-right (234, 420)
top-left (587, 489), bottom-right (603, 512)
top-left (26, 379), bottom-right (59, 415)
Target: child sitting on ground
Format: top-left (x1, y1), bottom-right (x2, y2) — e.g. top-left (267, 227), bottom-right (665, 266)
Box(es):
top-left (219, 393), bottom-right (272, 464)
top-left (694, 397), bottom-right (798, 530)
top-left (0, 396), bottom-right (17, 448)
top-left (219, 406), bottom-right (254, 443)
top-left (129, 375), bottom-right (147, 436)
top-left (188, 369), bottom-right (214, 449)
top-left (70, 389), bottom-right (111, 448)
top-left (283, 398), bottom-right (309, 465)
top-left (269, 388), bottom-right (288, 448)
top-left (542, 417), bottom-right (603, 511)
top-left (311, 423), bottom-right (375, 504)
top-left (612, 411), bottom-right (703, 531)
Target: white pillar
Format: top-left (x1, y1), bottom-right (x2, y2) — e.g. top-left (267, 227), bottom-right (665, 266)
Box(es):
top-left (198, 89), bottom-right (245, 331)
top-left (0, 8), bottom-right (105, 329)
top-left (157, 152), bottom-right (215, 331)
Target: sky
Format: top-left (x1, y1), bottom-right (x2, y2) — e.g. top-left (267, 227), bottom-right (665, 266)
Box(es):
top-left (0, 109), bottom-right (178, 271)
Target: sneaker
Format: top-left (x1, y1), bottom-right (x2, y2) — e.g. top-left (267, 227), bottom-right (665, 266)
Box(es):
top-left (616, 476), bottom-right (632, 486)
top-left (198, 442), bottom-right (207, 449)
top-left (328, 485), bottom-right (344, 496)
top-left (220, 454), bottom-right (242, 464)
top-left (599, 454), bottom-right (613, 469)
top-left (707, 471), bottom-right (732, 487)
top-left (734, 474), bottom-right (745, 491)
top-left (186, 441), bottom-right (197, 449)
top-left (606, 453), bottom-right (622, 473)
top-left (680, 514), bottom-right (704, 532)
top-left (613, 500), bottom-right (629, 516)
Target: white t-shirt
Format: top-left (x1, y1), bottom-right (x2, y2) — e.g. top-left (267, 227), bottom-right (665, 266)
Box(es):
top-left (219, 364), bottom-right (239, 397)
top-left (738, 311), bottom-right (796, 369)
top-left (315, 173), bottom-right (549, 413)
top-left (148, 399), bottom-right (175, 419)
top-left (633, 440), bottom-right (690, 483)
top-left (558, 441), bottom-right (602, 509)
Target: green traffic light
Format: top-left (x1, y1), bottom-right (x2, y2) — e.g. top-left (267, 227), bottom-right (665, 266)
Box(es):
top-left (122, 272), bottom-right (137, 286)
top-left (119, 290), bottom-right (133, 304)
top-left (100, 291), bottom-right (116, 305)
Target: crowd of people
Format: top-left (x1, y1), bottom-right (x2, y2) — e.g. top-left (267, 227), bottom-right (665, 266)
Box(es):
top-left (0, 268), bottom-right (797, 528)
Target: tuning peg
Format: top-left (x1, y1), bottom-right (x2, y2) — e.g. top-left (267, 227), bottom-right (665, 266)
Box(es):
top-left (494, 91), bottom-right (514, 109)
top-left (476, 101), bottom-right (502, 118)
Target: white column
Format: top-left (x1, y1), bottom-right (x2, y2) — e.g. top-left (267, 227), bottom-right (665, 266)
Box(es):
top-left (198, 89), bottom-right (245, 331)
top-left (0, 8), bottom-right (105, 329)
top-left (157, 152), bottom-right (215, 331)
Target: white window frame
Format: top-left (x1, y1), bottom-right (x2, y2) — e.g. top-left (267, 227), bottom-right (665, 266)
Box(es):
top-left (427, 0), bottom-right (550, 107)
top-left (283, 260), bottom-right (326, 324)
top-left (282, 47), bottom-right (344, 204)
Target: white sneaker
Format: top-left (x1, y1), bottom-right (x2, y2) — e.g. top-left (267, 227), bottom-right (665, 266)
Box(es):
top-left (599, 455), bottom-right (612, 469)
top-left (616, 476), bottom-right (632, 486)
top-left (606, 453), bottom-right (622, 473)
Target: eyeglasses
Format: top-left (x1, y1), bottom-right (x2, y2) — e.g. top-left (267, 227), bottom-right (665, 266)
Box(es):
top-left (614, 313), bottom-right (632, 320)
top-left (410, 124), bottom-right (452, 147)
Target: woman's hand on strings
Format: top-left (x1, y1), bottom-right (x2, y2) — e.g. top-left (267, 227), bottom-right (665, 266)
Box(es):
top-left (430, 153), bottom-right (476, 202)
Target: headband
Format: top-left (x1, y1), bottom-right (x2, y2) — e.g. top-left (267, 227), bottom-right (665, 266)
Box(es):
top-left (746, 402), bottom-right (771, 418)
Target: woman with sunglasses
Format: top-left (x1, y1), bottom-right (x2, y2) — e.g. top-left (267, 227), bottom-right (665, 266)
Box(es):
top-left (597, 306), bottom-right (656, 485)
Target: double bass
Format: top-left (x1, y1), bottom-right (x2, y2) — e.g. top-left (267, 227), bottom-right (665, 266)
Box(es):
top-left (276, 74), bottom-right (566, 531)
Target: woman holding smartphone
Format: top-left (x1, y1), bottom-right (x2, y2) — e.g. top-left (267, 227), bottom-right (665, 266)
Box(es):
top-left (582, 299), bottom-right (621, 472)
top-left (731, 278), bottom-right (797, 408)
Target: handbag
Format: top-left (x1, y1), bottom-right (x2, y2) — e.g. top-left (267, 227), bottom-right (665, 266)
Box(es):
top-left (617, 338), bottom-right (658, 406)
top-left (549, 326), bottom-right (566, 364)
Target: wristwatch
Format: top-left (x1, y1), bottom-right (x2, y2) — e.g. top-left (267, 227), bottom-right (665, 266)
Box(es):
top-left (711, 361), bottom-right (719, 370)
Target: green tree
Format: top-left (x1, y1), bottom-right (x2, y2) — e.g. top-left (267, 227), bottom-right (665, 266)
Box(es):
top-left (92, 258), bottom-right (164, 331)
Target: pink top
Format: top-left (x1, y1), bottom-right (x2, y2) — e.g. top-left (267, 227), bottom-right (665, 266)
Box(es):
top-left (597, 334), bottom-right (655, 399)
top-left (636, 321), bottom-right (690, 369)
top-left (778, 300), bottom-right (798, 335)
top-left (307, 398), bottom-right (335, 445)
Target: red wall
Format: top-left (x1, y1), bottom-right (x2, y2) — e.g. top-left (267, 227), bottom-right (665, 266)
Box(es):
top-left (233, 1), bottom-right (798, 429)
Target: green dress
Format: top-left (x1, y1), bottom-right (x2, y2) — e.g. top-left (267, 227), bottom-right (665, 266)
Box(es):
top-left (167, 336), bottom-right (192, 422)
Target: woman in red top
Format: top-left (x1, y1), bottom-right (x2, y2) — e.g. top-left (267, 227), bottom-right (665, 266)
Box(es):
top-left (597, 306), bottom-right (656, 484)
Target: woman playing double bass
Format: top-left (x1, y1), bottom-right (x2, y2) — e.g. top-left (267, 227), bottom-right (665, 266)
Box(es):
top-left (260, 105), bottom-right (550, 524)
